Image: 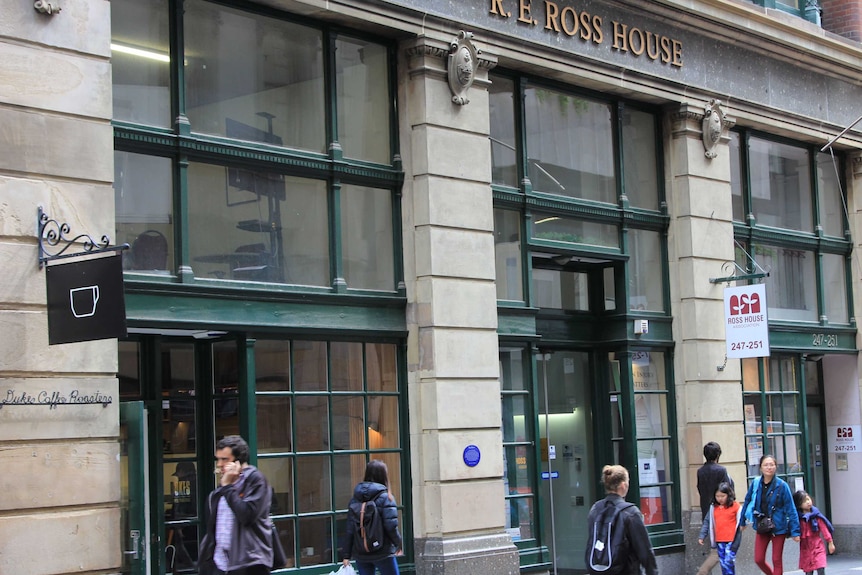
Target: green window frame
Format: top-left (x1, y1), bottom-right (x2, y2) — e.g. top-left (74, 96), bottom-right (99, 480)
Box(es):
top-left (745, 0), bottom-right (820, 23)
top-left (742, 355), bottom-right (805, 484)
top-left (111, 0), bottom-right (403, 297)
top-left (730, 129), bottom-right (853, 327)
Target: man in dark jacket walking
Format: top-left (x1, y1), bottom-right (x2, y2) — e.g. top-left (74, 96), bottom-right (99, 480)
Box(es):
top-left (696, 441), bottom-right (733, 575)
top-left (199, 435), bottom-right (273, 575)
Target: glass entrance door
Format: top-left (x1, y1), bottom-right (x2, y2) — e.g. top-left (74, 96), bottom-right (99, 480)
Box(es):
top-left (120, 401), bottom-right (150, 575)
top-left (537, 351), bottom-right (597, 575)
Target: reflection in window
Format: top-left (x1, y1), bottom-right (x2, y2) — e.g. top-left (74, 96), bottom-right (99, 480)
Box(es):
top-left (184, 0), bottom-right (325, 153)
top-left (111, 0), bottom-right (170, 127)
top-left (817, 152), bottom-right (845, 237)
top-left (532, 212), bottom-right (618, 249)
top-left (532, 268), bottom-right (589, 310)
top-left (742, 356), bottom-right (803, 480)
top-left (115, 151), bottom-right (173, 274)
top-left (341, 184), bottom-right (395, 291)
top-left (749, 137), bottom-right (812, 231)
top-left (255, 339), bottom-right (403, 567)
top-left (621, 108), bottom-right (658, 210)
top-left (756, 244), bottom-right (817, 321)
top-left (336, 37), bottom-right (391, 164)
top-left (494, 209), bottom-right (523, 301)
top-left (525, 86), bottom-right (615, 203)
top-left (188, 163), bottom-right (330, 286)
top-left (629, 229), bottom-right (664, 312)
top-left (823, 254), bottom-right (849, 324)
top-left (489, 76), bottom-right (518, 188)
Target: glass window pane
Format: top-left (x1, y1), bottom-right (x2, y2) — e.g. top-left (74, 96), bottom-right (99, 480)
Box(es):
top-left (184, 0), bottom-right (325, 153)
top-left (366, 343), bottom-right (397, 392)
top-left (749, 137), bottom-right (812, 231)
top-left (295, 456), bottom-right (331, 513)
top-left (622, 109), bottom-right (658, 210)
top-left (273, 519), bottom-right (296, 569)
top-left (637, 439), bottom-right (672, 525)
top-left (119, 341), bottom-right (141, 399)
top-left (490, 75), bottom-right (518, 188)
top-left (332, 396), bottom-right (365, 450)
top-left (532, 212), bottom-right (619, 249)
top-left (163, 343), bottom-right (195, 393)
top-left (331, 342), bottom-right (363, 391)
top-left (503, 445), bottom-right (533, 494)
top-left (368, 396), bottom-right (399, 449)
top-left (163, 400), bottom-right (196, 455)
top-left (604, 267), bottom-right (616, 311)
top-left (188, 163), bottom-right (329, 286)
top-left (629, 229), bottom-right (664, 312)
top-left (166, 461), bottom-right (198, 519)
top-left (341, 185), bottom-right (394, 291)
top-left (632, 351), bottom-right (666, 392)
top-left (258, 457), bottom-right (294, 515)
top-left (823, 253), bottom-right (849, 324)
top-left (297, 515), bottom-right (331, 566)
top-left (336, 37), bottom-right (390, 164)
top-left (757, 245), bottom-right (817, 321)
top-left (111, 0), bottom-right (170, 126)
top-left (505, 495), bottom-right (535, 542)
top-left (214, 397), bottom-right (240, 440)
top-left (500, 347), bottom-right (527, 392)
top-left (213, 342), bottom-right (239, 394)
top-left (376, 453), bottom-right (402, 504)
top-left (502, 395), bottom-right (528, 442)
top-left (730, 131), bottom-right (744, 222)
top-left (334, 453), bottom-right (367, 509)
top-left (494, 209), bottom-right (523, 301)
top-left (293, 341), bottom-right (327, 391)
top-left (115, 151), bottom-right (173, 274)
top-left (817, 152), bottom-right (844, 237)
top-left (525, 86), bottom-right (615, 203)
top-left (255, 340), bottom-right (291, 392)
top-left (165, 524), bottom-right (198, 571)
top-left (294, 396), bottom-right (329, 452)
top-left (639, 484), bottom-right (672, 525)
top-left (257, 396), bottom-right (293, 453)
top-left (532, 269), bottom-right (589, 310)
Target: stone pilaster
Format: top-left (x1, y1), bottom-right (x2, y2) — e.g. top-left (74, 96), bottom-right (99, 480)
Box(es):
top-left (0, 1), bottom-right (120, 573)
top-left (666, 102), bottom-right (745, 510)
top-left (399, 33), bottom-right (519, 575)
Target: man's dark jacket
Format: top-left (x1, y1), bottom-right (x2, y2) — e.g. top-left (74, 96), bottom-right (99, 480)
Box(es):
top-left (697, 461), bottom-right (732, 518)
top-left (199, 465), bottom-right (273, 573)
top-left (586, 494), bottom-right (658, 575)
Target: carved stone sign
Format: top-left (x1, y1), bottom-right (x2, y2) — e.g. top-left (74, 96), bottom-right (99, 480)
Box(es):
top-left (448, 31), bottom-right (480, 105)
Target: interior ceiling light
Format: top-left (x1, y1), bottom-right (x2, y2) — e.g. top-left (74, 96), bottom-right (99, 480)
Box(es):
top-left (534, 216), bottom-right (559, 225)
top-left (111, 43), bottom-right (170, 63)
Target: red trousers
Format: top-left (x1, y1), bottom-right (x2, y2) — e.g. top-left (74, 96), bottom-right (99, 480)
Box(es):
top-left (754, 532), bottom-right (787, 575)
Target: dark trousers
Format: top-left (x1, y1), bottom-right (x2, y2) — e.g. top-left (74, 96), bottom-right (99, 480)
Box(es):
top-left (213, 565), bottom-right (269, 575)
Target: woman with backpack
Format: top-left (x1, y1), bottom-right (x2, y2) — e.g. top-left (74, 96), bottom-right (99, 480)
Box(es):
top-left (738, 454), bottom-right (800, 575)
top-left (339, 460), bottom-right (403, 575)
top-left (585, 465), bottom-right (657, 575)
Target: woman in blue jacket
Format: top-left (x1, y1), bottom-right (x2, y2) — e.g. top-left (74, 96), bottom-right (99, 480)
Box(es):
top-left (738, 454), bottom-right (800, 575)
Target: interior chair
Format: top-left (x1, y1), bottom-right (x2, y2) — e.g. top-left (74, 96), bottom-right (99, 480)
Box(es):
top-left (131, 229), bottom-right (168, 271)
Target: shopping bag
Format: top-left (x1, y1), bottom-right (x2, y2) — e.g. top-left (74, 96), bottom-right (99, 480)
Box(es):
top-left (329, 564), bottom-right (357, 575)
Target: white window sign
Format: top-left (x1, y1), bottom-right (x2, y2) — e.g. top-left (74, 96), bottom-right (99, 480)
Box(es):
top-left (827, 425), bottom-right (861, 453)
top-left (724, 284), bottom-right (770, 358)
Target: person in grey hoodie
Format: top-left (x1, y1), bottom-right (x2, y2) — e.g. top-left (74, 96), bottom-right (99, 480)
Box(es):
top-left (339, 460), bottom-right (403, 575)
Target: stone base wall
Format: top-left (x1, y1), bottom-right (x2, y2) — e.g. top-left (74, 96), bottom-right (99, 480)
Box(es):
top-left (415, 533), bottom-right (519, 575)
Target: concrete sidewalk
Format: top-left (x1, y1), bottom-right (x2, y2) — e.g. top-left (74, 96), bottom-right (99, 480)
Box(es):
top-left (783, 553), bottom-right (862, 575)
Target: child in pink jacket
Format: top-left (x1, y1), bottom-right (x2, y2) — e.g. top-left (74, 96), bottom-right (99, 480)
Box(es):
top-left (793, 490), bottom-right (835, 575)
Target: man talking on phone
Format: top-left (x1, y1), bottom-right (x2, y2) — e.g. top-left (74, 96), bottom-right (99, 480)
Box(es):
top-left (199, 435), bottom-right (273, 575)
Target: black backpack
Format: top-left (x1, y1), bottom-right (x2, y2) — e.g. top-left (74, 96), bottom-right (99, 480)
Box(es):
top-left (349, 496), bottom-right (385, 554)
top-left (586, 498), bottom-right (636, 574)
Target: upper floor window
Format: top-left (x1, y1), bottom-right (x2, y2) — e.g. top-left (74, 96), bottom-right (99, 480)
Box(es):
top-left (111, 0), bottom-right (400, 292)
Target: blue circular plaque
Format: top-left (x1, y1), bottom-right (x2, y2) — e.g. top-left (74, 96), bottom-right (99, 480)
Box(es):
top-left (463, 444), bottom-right (481, 467)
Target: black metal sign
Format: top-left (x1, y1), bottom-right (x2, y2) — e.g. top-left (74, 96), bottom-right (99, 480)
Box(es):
top-left (46, 255), bottom-right (127, 345)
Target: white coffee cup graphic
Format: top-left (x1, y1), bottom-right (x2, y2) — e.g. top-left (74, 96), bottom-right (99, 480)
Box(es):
top-left (70, 285), bottom-right (100, 318)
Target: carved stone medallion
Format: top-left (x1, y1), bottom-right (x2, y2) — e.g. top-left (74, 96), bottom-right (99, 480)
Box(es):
top-left (448, 31), bottom-right (479, 106)
top-left (702, 99), bottom-right (726, 159)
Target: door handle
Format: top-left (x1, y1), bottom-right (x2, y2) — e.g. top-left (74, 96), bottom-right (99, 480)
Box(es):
top-left (124, 529), bottom-right (141, 559)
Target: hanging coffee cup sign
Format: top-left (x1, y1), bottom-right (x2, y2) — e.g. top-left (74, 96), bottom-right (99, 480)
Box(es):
top-left (46, 255), bottom-right (127, 345)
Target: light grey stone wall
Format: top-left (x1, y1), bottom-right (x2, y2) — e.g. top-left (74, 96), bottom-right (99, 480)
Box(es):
top-left (399, 33), bottom-right (520, 575)
top-left (0, 1), bottom-right (120, 574)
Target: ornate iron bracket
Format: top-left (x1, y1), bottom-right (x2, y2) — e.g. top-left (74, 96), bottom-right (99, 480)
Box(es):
top-left (709, 260), bottom-right (769, 284)
top-left (38, 206), bottom-right (128, 269)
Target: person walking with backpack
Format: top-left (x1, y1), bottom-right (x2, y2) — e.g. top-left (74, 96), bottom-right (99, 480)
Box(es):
top-left (738, 454), bottom-right (800, 575)
top-left (698, 482), bottom-right (743, 575)
top-left (585, 464), bottom-right (657, 575)
top-left (339, 460), bottom-right (403, 575)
